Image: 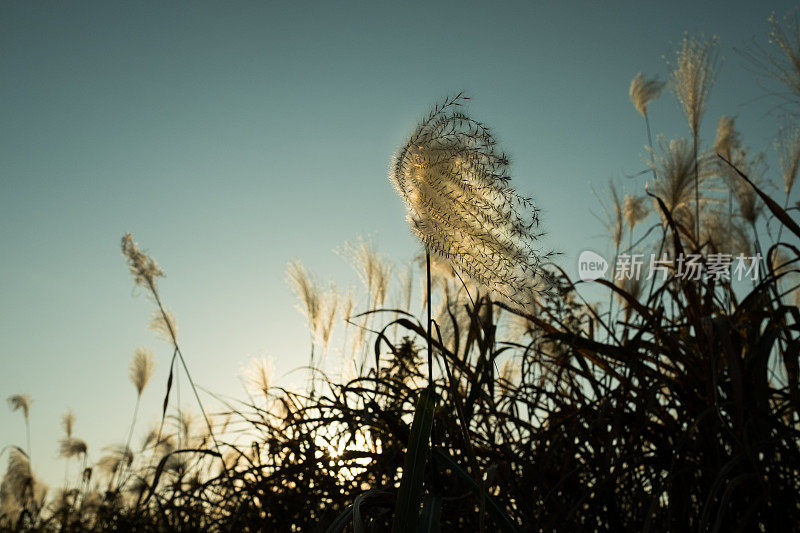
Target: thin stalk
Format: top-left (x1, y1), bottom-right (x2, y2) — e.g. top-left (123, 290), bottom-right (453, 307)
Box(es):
top-left (114, 395), bottom-right (141, 490)
top-left (693, 134), bottom-right (700, 241)
top-left (645, 113), bottom-right (657, 182)
top-left (146, 280), bottom-right (227, 475)
top-left (426, 249), bottom-right (433, 386)
top-left (25, 418), bottom-right (31, 463)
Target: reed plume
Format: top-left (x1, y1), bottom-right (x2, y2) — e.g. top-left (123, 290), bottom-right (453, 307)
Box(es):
top-left (7, 394), bottom-right (32, 458)
top-left (630, 73), bottom-right (664, 183)
top-left (340, 236), bottom-right (392, 309)
top-left (766, 10), bottom-right (800, 104)
top-left (777, 126), bottom-right (800, 195)
top-left (61, 409), bottom-right (75, 439)
top-left (130, 347), bottom-right (155, 397)
top-left (149, 310), bottom-right (178, 343)
top-left (287, 260), bottom-right (321, 337)
top-left (713, 116), bottom-right (740, 161)
top-left (58, 438), bottom-right (88, 460)
top-left (390, 94), bottom-right (552, 309)
top-left (669, 33), bottom-right (719, 238)
top-left (646, 136), bottom-right (712, 234)
top-left (670, 33), bottom-right (719, 139)
top-left (121, 233), bottom-right (164, 290)
top-left (630, 72), bottom-right (665, 117)
top-left (623, 194), bottom-right (648, 234)
top-left (241, 356), bottom-right (274, 397)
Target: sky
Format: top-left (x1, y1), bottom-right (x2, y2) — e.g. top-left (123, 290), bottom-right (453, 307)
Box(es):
top-left (1, 0), bottom-right (797, 487)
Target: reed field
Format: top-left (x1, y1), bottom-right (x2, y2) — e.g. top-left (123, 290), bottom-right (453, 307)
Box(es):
top-left (4, 10), bottom-right (800, 533)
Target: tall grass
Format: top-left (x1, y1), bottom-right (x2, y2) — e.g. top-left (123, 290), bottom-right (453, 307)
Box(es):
top-left (3, 14), bottom-right (800, 532)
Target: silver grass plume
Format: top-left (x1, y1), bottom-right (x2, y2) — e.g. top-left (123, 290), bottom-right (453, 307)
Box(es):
top-left (286, 260), bottom-right (321, 338)
top-left (96, 446), bottom-right (133, 477)
top-left (61, 409), bottom-right (76, 439)
top-left (713, 116), bottom-right (740, 161)
top-left (596, 180), bottom-right (624, 250)
top-left (240, 356), bottom-right (274, 397)
top-left (58, 438), bottom-right (88, 459)
top-left (701, 209), bottom-right (751, 256)
top-left (7, 394), bottom-right (31, 422)
top-left (340, 236), bottom-right (392, 309)
top-left (777, 126), bottom-right (800, 195)
top-left (319, 285), bottom-right (339, 351)
top-left (629, 73), bottom-right (665, 117)
top-left (121, 233), bottom-right (164, 290)
top-left (766, 10), bottom-right (800, 103)
top-left (623, 194), bottom-right (649, 232)
top-left (646, 136), bottom-right (713, 230)
top-left (670, 33), bottom-right (719, 138)
top-left (732, 152), bottom-right (767, 225)
top-left (149, 309), bottom-right (178, 343)
top-left (390, 94), bottom-right (552, 308)
top-left (0, 447), bottom-right (44, 520)
top-left (129, 347), bottom-right (155, 396)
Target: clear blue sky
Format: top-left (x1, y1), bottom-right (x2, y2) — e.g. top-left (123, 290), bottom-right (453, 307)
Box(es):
top-left (1, 0), bottom-right (796, 486)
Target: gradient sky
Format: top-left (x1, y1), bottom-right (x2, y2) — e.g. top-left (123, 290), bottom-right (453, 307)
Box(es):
top-left (1, 0), bottom-right (797, 486)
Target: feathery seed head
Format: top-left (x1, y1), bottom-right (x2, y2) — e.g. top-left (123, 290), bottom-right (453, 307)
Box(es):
top-left (129, 347), bottom-right (155, 396)
top-left (7, 394), bottom-right (31, 422)
top-left (121, 233), bottom-right (164, 289)
top-left (713, 115), bottom-right (740, 161)
top-left (286, 260), bottom-right (322, 337)
top-left (629, 72), bottom-right (665, 117)
top-left (149, 310), bottom-right (178, 344)
top-left (777, 126), bottom-right (800, 195)
top-left (669, 33), bottom-right (719, 137)
top-left (58, 438), bottom-right (88, 459)
top-left (61, 409), bottom-right (76, 438)
top-left (646, 135), bottom-right (713, 230)
top-left (623, 194), bottom-right (649, 232)
top-left (240, 356), bottom-right (274, 397)
top-left (390, 94), bottom-right (553, 309)
top-left (766, 10), bottom-right (800, 102)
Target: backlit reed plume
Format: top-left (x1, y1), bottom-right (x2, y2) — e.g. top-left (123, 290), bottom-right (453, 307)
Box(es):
top-left (7, 394), bottom-right (32, 458)
top-left (97, 446), bottom-right (134, 478)
top-left (670, 33), bottom-right (719, 139)
top-left (732, 152), bottom-right (767, 226)
top-left (0, 447), bottom-right (44, 524)
top-left (58, 438), bottom-right (88, 460)
top-left (119, 347), bottom-right (154, 489)
top-left (287, 260), bottom-right (341, 390)
top-left (669, 33), bottom-right (719, 237)
top-left (340, 236), bottom-right (392, 309)
top-left (319, 286), bottom-right (339, 352)
top-left (149, 310), bottom-right (178, 343)
top-left (61, 409), bottom-right (75, 439)
top-left (714, 116), bottom-right (741, 161)
top-left (241, 356), bottom-right (274, 397)
top-left (390, 94), bottom-right (552, 310)
top-left (339, 237), bottom-right (391, 366)
top-left (121, 233), bottom-right (164, 290)
top-left (766, 10), bottom-right (800, 104)
top-left (646, 135), bottom-right (713, 234)
top-left (623, 194), bottom-right (649, 234)
top-left (597, 180), bottom-right (624, 251)
top-left (630, 72), bottom-right (665, 117)
top-left (630, 73), bottom-right (665, 182)
top-left (777, 126), bottom-right (800, 196)
top-left (130, 347), bottom-right (155, 397)
top-left (701, 209), bottom-right (750, 256)
top-left (287, 260), bottom-right (321, 371)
